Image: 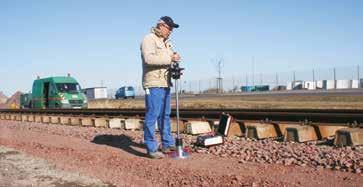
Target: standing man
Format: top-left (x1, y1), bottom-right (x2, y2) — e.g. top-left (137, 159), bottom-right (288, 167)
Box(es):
top-left (141, 16), bottom-right (181, 159)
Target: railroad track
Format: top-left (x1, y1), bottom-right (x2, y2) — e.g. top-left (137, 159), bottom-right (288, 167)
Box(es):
top-left (1, 108), bottom-right (362, 146)
top-left (1, 108), bottom-right (363, 125)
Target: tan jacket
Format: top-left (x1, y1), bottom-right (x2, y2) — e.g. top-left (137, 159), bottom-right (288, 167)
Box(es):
top-left (141, 28), bottom-right (174, 89)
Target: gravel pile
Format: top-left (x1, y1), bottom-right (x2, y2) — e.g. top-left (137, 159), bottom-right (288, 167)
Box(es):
top-left (192, 136), bottom-right (363, 173)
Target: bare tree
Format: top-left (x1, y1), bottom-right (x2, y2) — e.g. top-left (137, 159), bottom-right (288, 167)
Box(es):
top-left (211, 57), bottom-right (224, 93)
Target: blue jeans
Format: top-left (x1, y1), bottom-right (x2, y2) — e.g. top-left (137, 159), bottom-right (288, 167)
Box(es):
top-left (144, 87), bottom-right (174, 153)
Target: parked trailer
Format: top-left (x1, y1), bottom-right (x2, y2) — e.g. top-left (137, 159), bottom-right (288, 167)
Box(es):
top-left (336, 80), bottom-right (351, 89)
top-left (326, 80), bottom-right (336, 90)
top-left (84, 87), bottom-right (108, 99)
top-left (304, 81), bottom-right (316, 90)
top-left (286, 82), bottom-right (293, 90)
top-left (20, 75), bottom-right (87, 109)
top-left (352, 80), bottom-right (359, 89)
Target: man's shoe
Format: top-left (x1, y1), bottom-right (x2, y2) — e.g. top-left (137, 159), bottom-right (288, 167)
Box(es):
top-left (161, 145), bottom-right (176, 154)
top-left (148, 151), bottom-right (165, 159)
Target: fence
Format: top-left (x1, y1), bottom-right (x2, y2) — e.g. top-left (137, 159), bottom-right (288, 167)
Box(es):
top-left (178, 65), bottom-right (362, 93)
top-left (106, 65), bottom-right (362, 96)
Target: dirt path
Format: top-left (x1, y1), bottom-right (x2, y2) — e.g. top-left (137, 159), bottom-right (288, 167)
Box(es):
top-left (0, 120), bottom-right (362, 186)
top-left (0, 146), bottom-right (111, 187)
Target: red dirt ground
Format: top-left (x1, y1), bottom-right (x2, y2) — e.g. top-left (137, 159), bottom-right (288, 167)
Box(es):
top-left (0, 120), bottom-right (362, 186)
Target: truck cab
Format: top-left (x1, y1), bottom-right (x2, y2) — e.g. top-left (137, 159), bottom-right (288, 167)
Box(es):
top-left (30, 76), bottom-right (87, 109)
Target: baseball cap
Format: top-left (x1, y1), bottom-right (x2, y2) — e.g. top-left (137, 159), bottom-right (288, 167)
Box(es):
top-left (160, 16), bottom-right (179, 28)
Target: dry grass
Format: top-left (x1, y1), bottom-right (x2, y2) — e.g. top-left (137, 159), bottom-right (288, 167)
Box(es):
top-left (88, 95), bottom-right (363, 110)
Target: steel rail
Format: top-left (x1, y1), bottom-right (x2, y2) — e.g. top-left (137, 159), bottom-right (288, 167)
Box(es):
top-left (1, 108), bottom-right (362, 125)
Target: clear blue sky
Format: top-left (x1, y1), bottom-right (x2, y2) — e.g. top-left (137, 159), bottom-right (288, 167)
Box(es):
top-left (0, 0), bottom-right (362, 96)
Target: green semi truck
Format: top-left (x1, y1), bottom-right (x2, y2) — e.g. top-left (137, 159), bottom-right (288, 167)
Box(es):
top-left (20, 75), bottom-right (87, 109)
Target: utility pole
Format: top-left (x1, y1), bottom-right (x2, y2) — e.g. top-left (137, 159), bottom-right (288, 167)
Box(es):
top-left (293, 71), bottom-right (296, 82)
top-left (312, 69), bottom-right (315, 82)
top-left (198, 80), bottom-right (201, 93)
top-left (246, 74), bottom-right (248, 86)
top-left (232, 76), bottom-right (235, 92)
top-left (275, 73), bottom-right (278, 87)
top-left (333, 68), bottom-right (337, 89)
top-left (189, 81), bottom-right (192, 94)
top-left (213, 57), bottom-right (223, 93)
top-left (182, 81), bottom-right (188, 93)
top-left (358, 65), bottom-right (360, 80)
top-left (312, 69), bottom-right (315, 89)
top-left (259, 73), bottom-right (262, 85)
top-left (209, 79), bottom-right (211, 91)
top-left (358, 65), bottom-right (360, 88)
top-left (252, 57), bottom-right (255, 86)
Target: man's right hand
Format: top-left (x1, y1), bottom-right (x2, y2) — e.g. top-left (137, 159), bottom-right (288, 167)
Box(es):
top-left (171, 53), bottom-right (181, 62)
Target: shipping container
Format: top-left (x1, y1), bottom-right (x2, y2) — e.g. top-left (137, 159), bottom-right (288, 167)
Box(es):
top-left (352, 80), bottom-right (359, 89)
top-left (336, 80), bottom-right (351, 89)
top-left (326, 80), bottom-right (336, 90)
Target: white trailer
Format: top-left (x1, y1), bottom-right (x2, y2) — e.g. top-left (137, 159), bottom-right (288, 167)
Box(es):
top-left (336, 80), bottom-right (351, 89)
top-left (352, 80), bottom-right (359, 89)
top-left (304, 81), bottom-right (316, 90)
top-left (326, 80), bottom-right (336, 90)
top-left (84, 87), bottom-right (108, 99)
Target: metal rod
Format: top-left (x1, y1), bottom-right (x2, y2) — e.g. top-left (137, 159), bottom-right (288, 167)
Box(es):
top-left (175, 79), bottom-right (180, 138)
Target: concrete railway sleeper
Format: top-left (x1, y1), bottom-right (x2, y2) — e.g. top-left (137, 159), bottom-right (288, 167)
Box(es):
top-left (0, 111), bottom-right (362, 146)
